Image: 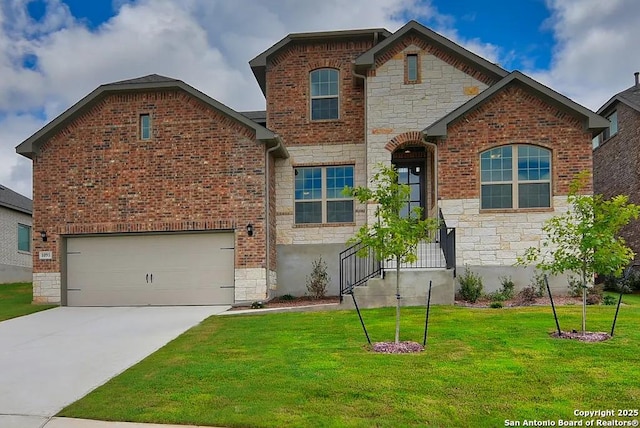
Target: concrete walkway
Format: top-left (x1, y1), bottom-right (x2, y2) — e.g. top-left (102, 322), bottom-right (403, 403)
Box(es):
top-left (0, 306), bottom-right (229, 428)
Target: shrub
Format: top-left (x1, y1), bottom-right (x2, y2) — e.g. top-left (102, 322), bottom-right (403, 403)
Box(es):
top-left (567, 275), bottom-right (584, 298)
top-left (490, 301), bottom-right (503, 309)
top-left (250, 301), bottom-right (264, 309)
top-left (458, 266), bottom-right (483, 303)
top-left (513, 286), bottom-right (537, 306)
top-left (498, 276), bottom-right (515, 300)
top-left (586, 285), bottom-right (603, 305)
top-left (279, 294), bottom-right (296, 301)
top-left (603, 269), bottom-right (640, 293)
top-left (306, 256), bottom-right (330, 299)
top-left (603, 295), bottom-right (617, 306)
top-left (530, 271), bottom-right (546, 297)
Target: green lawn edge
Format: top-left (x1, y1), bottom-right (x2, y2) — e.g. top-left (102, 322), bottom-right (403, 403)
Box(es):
top-left (0, 282), bottom-right (55, 322)
top-left (59, 293), bottom-right (640, 428)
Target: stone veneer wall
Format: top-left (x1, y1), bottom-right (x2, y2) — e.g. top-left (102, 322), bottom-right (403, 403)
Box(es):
top-left (275, 144), bottom-right (367, 245)
top-left (366, 44), bottom-right (489, 177)
top-left (235, 268), bottom-right (277, 302)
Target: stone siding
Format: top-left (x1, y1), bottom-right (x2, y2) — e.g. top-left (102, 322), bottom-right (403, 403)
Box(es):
top-left (275, 144), bottom-right (366, 245)
top-left (367, 43), bottom-right (489, 174)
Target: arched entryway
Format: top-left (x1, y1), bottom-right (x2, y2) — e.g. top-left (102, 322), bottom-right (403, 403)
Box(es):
top-left (386, 133), bottom-right (437, 219)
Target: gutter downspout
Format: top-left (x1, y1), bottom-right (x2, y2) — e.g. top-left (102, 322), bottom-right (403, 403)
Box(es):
top-left (352, 65), bottom-right (368, 186)
top-left (264, 135), bottom-right (283, 298)
top-left (422, 135), bottom-right (439, 220)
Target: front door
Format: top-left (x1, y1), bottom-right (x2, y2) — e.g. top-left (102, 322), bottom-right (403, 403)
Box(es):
top-left (394, 161), bottom-right (425, 219)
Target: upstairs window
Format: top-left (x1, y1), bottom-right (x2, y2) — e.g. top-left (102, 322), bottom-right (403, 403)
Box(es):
top-left (310, 69), bottom-right (339, 120)
top-left (405, 53), bottom-right (420, 84)
top-left (602, 111), bottom-right (618, 140)
top-left (140, 114), bottom-right (151, 140)
top-left (480, 145), bottom-right (551, 210)
top-left (295, 166), bottom-right (354, 224)
top-left (18, 224), bottom-right (31, 252)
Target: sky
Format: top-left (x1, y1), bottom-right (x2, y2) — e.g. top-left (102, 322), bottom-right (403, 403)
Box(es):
top-left (1, 0), bottom-right (639, 198)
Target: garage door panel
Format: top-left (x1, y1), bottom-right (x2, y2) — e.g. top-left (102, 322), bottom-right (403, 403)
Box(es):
top-left (66, 232), bottom-right (235, 306)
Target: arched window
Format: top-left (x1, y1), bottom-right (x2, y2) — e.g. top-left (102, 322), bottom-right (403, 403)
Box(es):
top-left (480, 145), bottom-right (551, 209)
top-left (310, 68), bottom-right (339, 120)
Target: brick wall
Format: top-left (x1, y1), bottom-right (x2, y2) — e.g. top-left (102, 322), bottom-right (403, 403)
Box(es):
top-left (438, 85), bottom-right (593, 201)
top-left (266, 38), bottom-right (374, 146)
top-left (593, 103), bottom-right (640, 265)
top-left (32, 89), bottom-right (271, 301)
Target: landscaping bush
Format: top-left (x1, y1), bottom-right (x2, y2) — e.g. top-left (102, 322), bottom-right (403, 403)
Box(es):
top-left (530, 271), bottom-right (546, 297)
top-left (489, 301), bottom-right (503, 309)
top-left (603, 295), bottom-right (617, 306)
top-left (603, 269), bottom-right (640, 293)
top-left (513, 286), bottom-right (537, 306)
top-left (567, 275), bottom-right (584, 297)
top-left (498, 276), bottom-right (515, 300)
top-left (279, 294), bottom-right (296, 301)
top-left (586, 285), bottom-right (604, 305)
top-left (458, 266), bottom-right (483, 303)
top-left (306, 256), bottom-right (330, 299)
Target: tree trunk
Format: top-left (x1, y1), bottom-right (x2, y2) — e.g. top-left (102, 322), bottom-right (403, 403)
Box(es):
top-left (395, 255), bottom-right (401, 344)
top-left (582, 270), bottom-right (587, 335)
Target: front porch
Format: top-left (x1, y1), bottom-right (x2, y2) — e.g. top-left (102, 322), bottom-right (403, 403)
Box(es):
top-left (339, 223), bottom-right (456, 308)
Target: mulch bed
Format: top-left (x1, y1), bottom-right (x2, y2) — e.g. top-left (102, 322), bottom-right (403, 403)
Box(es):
top-left (372, 341), bottom-right (425, 354)
top-left (230, 296), bottom-right (340, 310)
top-left (550, 331), bottom-right (612, 342)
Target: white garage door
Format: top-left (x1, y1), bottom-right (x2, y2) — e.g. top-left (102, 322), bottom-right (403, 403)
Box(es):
top-left (66, 232), bottom-right (235, 306)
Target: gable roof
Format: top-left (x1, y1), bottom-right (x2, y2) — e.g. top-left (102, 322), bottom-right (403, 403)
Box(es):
top-left (424, 70), bottom-right (610, 137)
top-left (16, 74), bottom-right (288, 159)
top-left (0, 184), bottom-right (32, 215)
top-left (354, 20), bottom-right (508, 81)
top-left (598, 83), bottom-right (640, 115)
top-left (249, 28), bottom-right (391, 96)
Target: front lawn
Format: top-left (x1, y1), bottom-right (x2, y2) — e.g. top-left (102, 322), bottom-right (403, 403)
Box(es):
top-left (0, 282), bottom-right (55, 321)
top-left (60, 295), bottom-right (640, 428)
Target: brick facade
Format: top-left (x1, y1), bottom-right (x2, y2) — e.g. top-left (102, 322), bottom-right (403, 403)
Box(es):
top-left (266, 38), bottom-right (374, 146)
top-left (31, 89), bottom-right (272, 302)
top-left (437, 85), bottom-right (593, 201)
top-left (593, 102), bottom-right (640, 265)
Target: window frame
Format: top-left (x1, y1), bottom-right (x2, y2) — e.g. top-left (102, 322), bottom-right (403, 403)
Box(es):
top-left (309, 68), bottom-right (339, 121)
top-left (480, 145), bottom-right (552, 211)
top-left (294, 165), bottom-right (355, 225)
top-left (404, 52), bottom-right (421, 84)
top-left (17, 223), bottom-right (31, 253)
top-left (602, 110), bottom-right (618, 141)
top-left (140, 113), bottom-right (151, 140)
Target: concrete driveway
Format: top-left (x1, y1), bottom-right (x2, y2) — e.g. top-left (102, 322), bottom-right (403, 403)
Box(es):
top-left (0, 306), bottom-right (229, 428)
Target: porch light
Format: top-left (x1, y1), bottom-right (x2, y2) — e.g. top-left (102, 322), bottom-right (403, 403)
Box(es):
top-left (40, 230), bottom-right (47, 242)
top-left (246, 223), bottom-right (254, 237)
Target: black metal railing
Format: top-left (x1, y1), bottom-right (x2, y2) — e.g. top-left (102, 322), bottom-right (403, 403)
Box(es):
top-left (339, 223), bottom-right (456, 300)
top-left (339, 240), bottom-right (382, 300)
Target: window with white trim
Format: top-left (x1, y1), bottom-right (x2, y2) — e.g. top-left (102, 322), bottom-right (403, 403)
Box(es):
top-left (480, 145), bottom-right (551, 209)
top-left (295, 166), bottom-right (354, 224)
top-left (310, 69), bottom-right (339, 120)
top-left (602, 110), bottom-right (618, 140)
top-left (140, 114), bottom-right (151, 140)
top-left (18, 223), bottom-right (31, 252)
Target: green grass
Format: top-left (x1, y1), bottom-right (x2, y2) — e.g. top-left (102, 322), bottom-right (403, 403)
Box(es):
top-left (60, 294), bottom-right (640, 428)
top-left (0, 282), bottom-right (55, 321)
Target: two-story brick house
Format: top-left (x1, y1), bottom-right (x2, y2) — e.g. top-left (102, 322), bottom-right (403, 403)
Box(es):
top-left (593, 72), bottom-right (640, 267)
top-left (17, 21), bottom-right (607, 306)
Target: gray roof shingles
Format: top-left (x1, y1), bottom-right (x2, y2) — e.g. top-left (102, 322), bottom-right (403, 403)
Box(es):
top-left (0, 184), bottom-right (32, 215)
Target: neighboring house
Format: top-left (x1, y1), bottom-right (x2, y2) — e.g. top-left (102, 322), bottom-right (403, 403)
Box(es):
top-left (0, 184), bottom-right (33, 283)
top-left (593, 72), bottom-right (640, 267)
top-left (16, 21), bottom-right (607, 306)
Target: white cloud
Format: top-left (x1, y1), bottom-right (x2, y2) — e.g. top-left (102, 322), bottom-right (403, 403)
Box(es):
top-left (530, 0), bottom-right (640, 110)
top-left (5, 0), bottom-right (637, 198)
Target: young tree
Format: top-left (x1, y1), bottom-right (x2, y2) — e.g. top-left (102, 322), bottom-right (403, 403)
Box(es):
top-left (518, 171), bottom-right (640, 334)
top-left (345, 164), bottom-right (439, 343)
